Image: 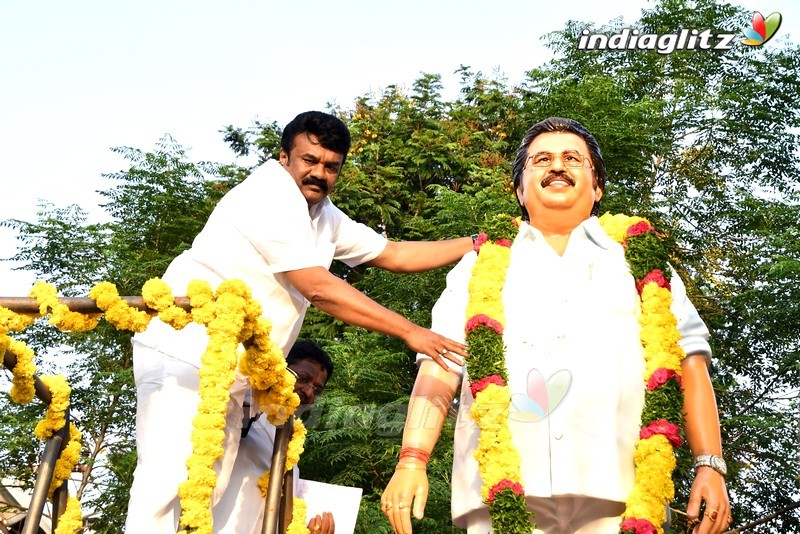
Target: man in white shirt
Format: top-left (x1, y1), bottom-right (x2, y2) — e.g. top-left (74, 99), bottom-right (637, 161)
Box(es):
top-left (125, 111), bottom-right (473, 532)
top-left (382, 117), bottom-right (731, 534)
top-left (214, 339), bottom-right (335, 534)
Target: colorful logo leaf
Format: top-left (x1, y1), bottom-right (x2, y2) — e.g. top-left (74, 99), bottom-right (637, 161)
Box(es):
top-left (510, 369), bottom-right (571, 422)
top-left (741, 11), bottom-right (782, 46)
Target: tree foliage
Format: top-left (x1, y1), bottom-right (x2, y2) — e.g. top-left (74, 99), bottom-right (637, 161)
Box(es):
top-left (2, 1), bottom-right (799, 531)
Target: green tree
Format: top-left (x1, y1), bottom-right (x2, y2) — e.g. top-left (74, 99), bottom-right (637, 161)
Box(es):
top-left (1, 136), bottom-right (229, 533)
top-left (3, 1), bottom-right (799, 531)
top-left (517, 0), bottom-right (800, 530)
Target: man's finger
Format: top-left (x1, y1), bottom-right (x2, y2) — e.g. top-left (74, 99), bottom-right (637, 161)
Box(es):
top-left (685, 489), bottom-right (702, 522)
top-left (413, 484), bottom-right (428, 520)
top-left (430, 353), bottom-right (456, 372)
top-left (321, 511), bottom-right (335, 534)
top-left (398, 498), bottom-right (413, 534)
top-left (443, 350), bottom-right (465, 366)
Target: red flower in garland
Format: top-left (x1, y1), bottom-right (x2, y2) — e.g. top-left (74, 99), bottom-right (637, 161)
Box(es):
top-left (473, 233), bottom-right (489, 252)
top-left (470, 374), bottom-right (506, 397)
top-left (487, 478), bottom-right (525, 503)
top-left (495, 238), bottom-right (512, 248)
top-left (465, 314), bottom-right (504, 335)
top-left (620, 517), bottom-right (657, 534)
top-left (627, 221), bottom-right (655, 237)
top-left (640, 419), bottom-right (683, 447)
top-left (646, 367), bottom-right (681, 391)
top-left (636, 269), bottom-right (671, 294)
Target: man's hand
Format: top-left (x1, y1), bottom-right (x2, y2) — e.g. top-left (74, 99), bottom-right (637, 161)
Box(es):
top-left (284, 267), bottom-right (466, 372)
top-left (382, 468), bottom-right (429, 534)
top-left (306, 511), bottom-right (335, 533)
top-left (404, 324), bottom-right (466, 371)
top-left (686, 468), bottom-right (731, 533)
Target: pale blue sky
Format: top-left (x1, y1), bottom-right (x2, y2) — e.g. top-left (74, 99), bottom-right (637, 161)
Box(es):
top-left (1, 0), bottom-right (797, 295)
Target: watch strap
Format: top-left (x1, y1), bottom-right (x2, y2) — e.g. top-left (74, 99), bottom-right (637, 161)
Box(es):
top-left (693, 454), bottom-right (727, 476)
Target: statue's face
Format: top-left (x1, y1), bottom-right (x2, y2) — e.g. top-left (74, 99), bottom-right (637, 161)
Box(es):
top-left (515, 131), bottom-right (602, 223)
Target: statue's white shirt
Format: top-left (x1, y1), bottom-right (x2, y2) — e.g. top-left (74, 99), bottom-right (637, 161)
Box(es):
top-left (418, 217), bottom-right (711, 527)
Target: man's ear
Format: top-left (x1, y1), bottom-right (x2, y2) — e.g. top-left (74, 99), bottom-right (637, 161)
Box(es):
top-left (593, 175), bottom-right (603, 203)
top-left (515, 184), bottom-right (524, 207)
top-left (279, 149), bottom-right (289, 166)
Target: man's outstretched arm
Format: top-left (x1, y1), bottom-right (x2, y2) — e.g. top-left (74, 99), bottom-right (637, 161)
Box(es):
top-left (283, 267), bottom-right (466, 369)
top-left (368, 238), bottom-right (474, 273)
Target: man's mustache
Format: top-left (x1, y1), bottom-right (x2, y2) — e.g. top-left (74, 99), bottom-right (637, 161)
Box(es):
top-left (302, 177), bottom-right (329, 193)
top-left (541, 172), bottom-right (576, 188)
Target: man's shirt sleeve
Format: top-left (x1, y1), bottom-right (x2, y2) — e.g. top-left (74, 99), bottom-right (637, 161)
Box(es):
top-left (669, 270), bottom-right (713, 360)
top-left (414, 252), bottom-right (476, 374)
top-left (326, 203), bottom-right (388, 268)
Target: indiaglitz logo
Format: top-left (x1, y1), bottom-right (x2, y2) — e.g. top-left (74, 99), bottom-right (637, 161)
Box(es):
top-left (577, 27), bottom-right (737, 54)
top-left (578, 11), bottom-right (785, 53)
top-left (510, 369), bottom-right (572, 422)
top-left (741, 11), bottom-right (782, 46)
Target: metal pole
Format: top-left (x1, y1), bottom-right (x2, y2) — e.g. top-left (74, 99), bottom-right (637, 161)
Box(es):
top-left (262, 415), bottom-right (294, 534)
top-left (22, 420), bottom-right (69, 534)
top-left (278, 468), bottom-right (294, 532)
top-left (50, 408), bottom-right (72, 530)
top-left (4, 349), bottom-right (74, 533)
top-left (2, 350), bottom-right (53, 405)
top-left (0, 296), bottom-right (192, 314)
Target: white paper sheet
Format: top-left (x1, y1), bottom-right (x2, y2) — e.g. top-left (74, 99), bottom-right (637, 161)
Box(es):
top-left (295, 479), bottom-right (363, 534)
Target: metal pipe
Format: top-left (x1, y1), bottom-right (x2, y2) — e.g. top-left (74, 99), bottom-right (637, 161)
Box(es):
top-left (262, 415), bottom-right (294, 534)
top-left (278, 468), bottom-right (294, 532)
top-left (3, 350), bottom-right (74, 531)
top-left (0, 296), bottom-right (192, 314)
top-left (2, 350), bottom-right (52, 406)
top-left (22, 419), bottom-right (69, 534)
top-left (51, 408), bottom-right (71, 530)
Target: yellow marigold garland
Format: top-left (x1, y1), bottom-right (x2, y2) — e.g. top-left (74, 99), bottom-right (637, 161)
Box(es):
top-left (178, 280), bottom-right (249, 534)
top-left (2, 277), bottom-right (300, 534)
top-left (2, 305), bottom-right (38, 403)
top-left (256, 417), bottom-right (309, 495)
top-left (1, 305), bottom-right (36, 332)
top-left (286, 418), bottom-right (307, 472)
top-left (49, 423), bottom-right (82, 498)
top-left (465, 230), bottom-right (532, 533)
top-left (470, 383), bottom-right (522, 502)
top-left (465, 241), bottom-right (511, 327)
top-left (54, 496), bottom-right (84, 534)
top-left (186, 279), bottom-right (216, 324)
top-left (89, 282), bottom-right (151, 332)
top-left (286, 498), bottom-right (310, 534)
top-left (7, 337), bottom-right (37, 404)
top-left (34, 375), bottom-right (71, 440)
top-left (240, 317), bottom-right (299, 426)
top-left (465, 214), bottom-right (688, 534)
top-left (598, 213), bottom-right (686, 534)
top-left (30, 282), bottom-right (100, 332)
top-left (142, 278), bottom-right (193, 329)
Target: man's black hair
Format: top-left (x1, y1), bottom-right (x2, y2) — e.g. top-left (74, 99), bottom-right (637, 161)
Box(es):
top-left (281, 111), bottom-right (351, 164)
top-left (511, 117), bottom-right (607, 220)
top-left (286, 340), bottom-right (334, 383)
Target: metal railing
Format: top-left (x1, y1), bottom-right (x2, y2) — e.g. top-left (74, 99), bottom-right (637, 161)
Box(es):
top-left (1, 296), bottom-right (293, 534)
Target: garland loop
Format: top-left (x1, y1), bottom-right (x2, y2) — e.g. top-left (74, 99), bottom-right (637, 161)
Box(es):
top-left (464, 213), bottom-right (686, 534)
